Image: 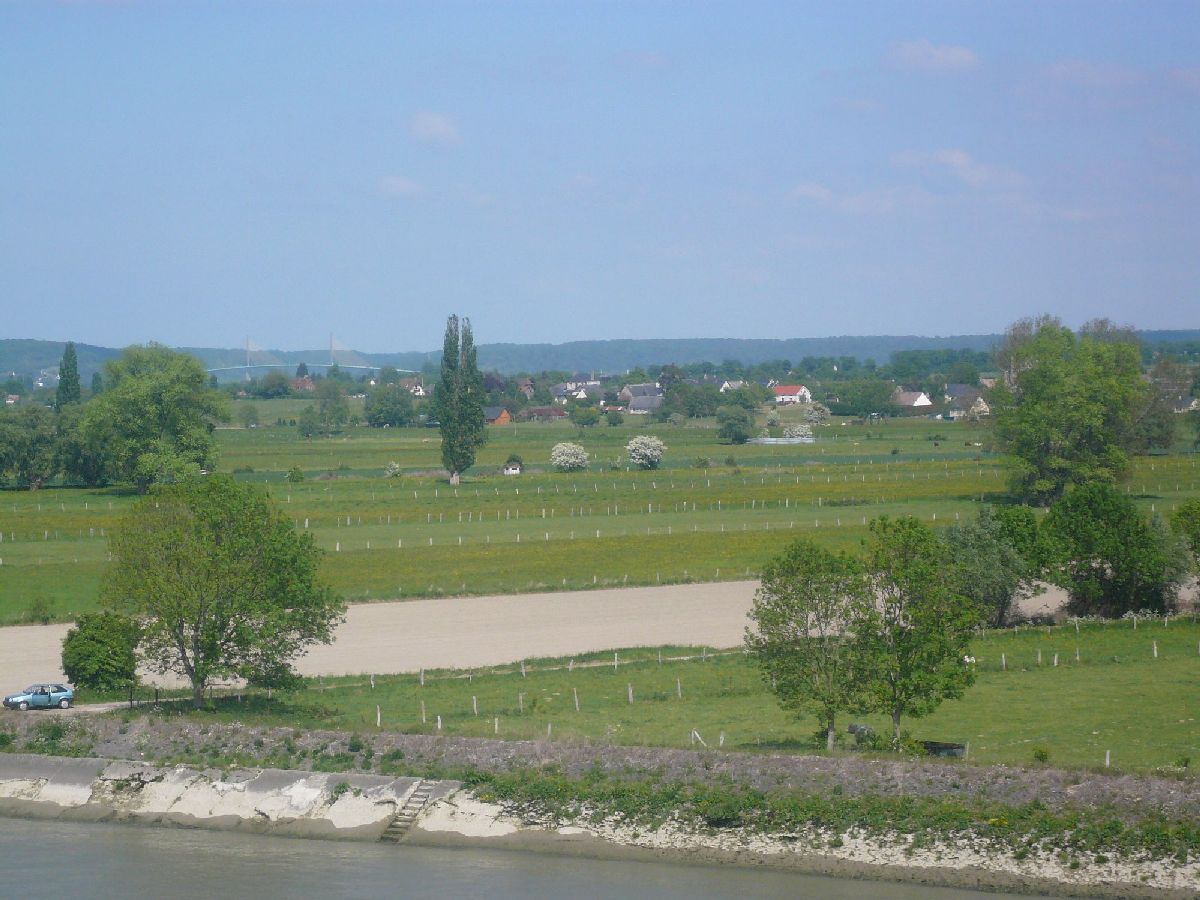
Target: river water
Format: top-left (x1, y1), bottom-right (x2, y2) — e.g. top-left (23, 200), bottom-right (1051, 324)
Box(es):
top-left (0, 817), bottom-right (1048, 899)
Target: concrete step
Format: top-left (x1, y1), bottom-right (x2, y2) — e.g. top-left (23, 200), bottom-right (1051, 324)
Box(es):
top-left (379, 780), bottom-right (434, 843)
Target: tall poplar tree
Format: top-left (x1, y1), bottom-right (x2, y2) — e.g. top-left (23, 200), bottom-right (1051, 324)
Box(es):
top-left (434, 315), bottom-right (486, 485)
top-left (56, 342), bottom-right (81, 409)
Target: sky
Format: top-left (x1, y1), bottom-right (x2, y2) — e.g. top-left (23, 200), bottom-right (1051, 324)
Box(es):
top-left (2, 1), bottom-right (1197, 352)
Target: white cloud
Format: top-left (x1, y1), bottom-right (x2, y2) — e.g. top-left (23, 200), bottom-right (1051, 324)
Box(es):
top-left (1043, 59), bottom-right (1144, 90)
top-left (790, 181), bottom-right (834, 204)
top-left (409, 111), bottom-right (460, 146)
top-left (379, 175), bottom-right (423, 198)
top-left (928, 149), bottom-right (1023, 190)
top-left (789, 181), bottom-right (935, 215)
top-left (886, 39), bottom-right (978, 72)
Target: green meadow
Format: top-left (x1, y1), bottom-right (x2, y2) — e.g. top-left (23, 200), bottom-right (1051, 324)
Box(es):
top-left (0, 400), bottom-right (1196, 623)
top-left (171, 618), bottom-right (1200, 774)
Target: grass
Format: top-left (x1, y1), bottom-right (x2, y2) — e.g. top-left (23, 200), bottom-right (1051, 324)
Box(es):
top-left (170, 619), bottom-right (1200, 775)
top-left (0, 411), bottom-right (1196, 623)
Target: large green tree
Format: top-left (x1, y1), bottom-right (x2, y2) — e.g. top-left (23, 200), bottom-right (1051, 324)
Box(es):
top-left (745, 540), bottom-right (873, 750)
top-left (1045, 482), bottom-right (1187, 617)
top-left (364, 383), bottom-right (415, 427)
top-left (434, 315), bottom-right (486, 485)
top-left (716, 405), bottom-right (754, 444)
top-left (857, 516), bottom-right (983, 745)
top-left (0, 404), bottom-right (59, 489)
top-left (939, 507), bottom-right (1041, 627)
top-left (80, 344), bottom-right (228, 491)
top-left (991, 317), bottom-right (1150, 504)
top-left (56, 341), bottom-right (81, 410)
top-left (315, 379), bottom-right (349, 433)
top-left (103, 476), bottom-right (345, 707)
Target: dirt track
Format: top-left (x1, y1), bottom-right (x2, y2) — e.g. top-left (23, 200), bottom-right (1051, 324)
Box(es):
top-left (0, 582), bottom-right (761, 690)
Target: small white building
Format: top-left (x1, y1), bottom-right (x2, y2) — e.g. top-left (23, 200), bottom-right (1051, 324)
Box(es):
top-left (772, 384), bottom-right (811, 404)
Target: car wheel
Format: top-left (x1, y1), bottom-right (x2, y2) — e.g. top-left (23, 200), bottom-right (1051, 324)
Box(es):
top-left (59, 699), bottom-right (70, 709)
top-left (17, 701), bottom-right (28, 711)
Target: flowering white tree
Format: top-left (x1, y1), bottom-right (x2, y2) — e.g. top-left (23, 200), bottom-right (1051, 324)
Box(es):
top-left (550, 442), bottom-right (589, 472)
top-left (626, 435), bottom-right (666, 470)
top-left (804, 402), bottom-right (831, 425)
top-left (783, 423), bottom-right (813, 439)
top-left (384, 461), bottom-right (402, 478)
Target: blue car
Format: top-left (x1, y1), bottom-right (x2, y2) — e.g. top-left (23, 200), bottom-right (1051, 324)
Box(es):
top-left (3, 683), bottom-right (74, 711)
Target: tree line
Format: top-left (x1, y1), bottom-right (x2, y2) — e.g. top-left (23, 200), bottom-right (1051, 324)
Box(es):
top-left (747, 488), bottom-right (1199, 750)
top-left (1, 343), bottom-right (227, 492)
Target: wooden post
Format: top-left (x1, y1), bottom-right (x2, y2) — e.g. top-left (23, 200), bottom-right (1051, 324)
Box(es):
top-left (521, 660), bottom-right (526, 678)
top-left (472, 695), bottom-right (478, 716)
top-left (436, 715), bottom-right (442, 731)
top-left (613, 651), bottom-right (619, 671)
top-left (518, 692), bottom-right (524, 713)
top-left (676, 678), bottom-right (682, 699)
top-left (1001, 653), bottom-right (1006, 671)
top-left (573, 687), bottom-right (579, 712)
top-left (494, 717), bottom-right (499, 734)
top-left (376, 705), bottom-right (381, 728)
top-left (1105, 750), bottom-right (1111, 768)
top-left (1153, 641), bottom-right (1158, 659)
top-left (420, 700), bottom-right (426, 724)
top-left (627, 683), bottom-right (634, 704)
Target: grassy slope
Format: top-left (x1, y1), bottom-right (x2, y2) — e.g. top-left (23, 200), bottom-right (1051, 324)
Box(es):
top-left (173, 620), bottom-right (1200, 774)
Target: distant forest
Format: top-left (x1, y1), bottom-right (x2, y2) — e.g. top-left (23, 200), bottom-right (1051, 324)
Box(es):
top-left (3, 330), bottom-right (1200, 379)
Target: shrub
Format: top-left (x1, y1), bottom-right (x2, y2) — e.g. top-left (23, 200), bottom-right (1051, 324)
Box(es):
top-left (285, 466), bottom-right (305, 483)
top-left (605, 410), bottom-right (624, 426)
top-left (61, 611), bottom-right (140, 691)
top-left (384, 461), bottom-right (402, 478)
top-left (24, 597), bottom-right (53, 625)
top-left (550, 442), bottom-right (589, 472)
top-left (626, 435), bottom-right (666, 470)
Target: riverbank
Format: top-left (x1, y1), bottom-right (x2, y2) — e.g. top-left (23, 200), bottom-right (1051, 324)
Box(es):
top-left (1, 714), bottom-right (1197, 898)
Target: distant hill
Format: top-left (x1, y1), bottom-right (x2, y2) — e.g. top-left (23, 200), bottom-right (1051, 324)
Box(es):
top-left (0, 339), bottom-right (121, 379)
top-left (4, 330), bottom-right (1199, 379)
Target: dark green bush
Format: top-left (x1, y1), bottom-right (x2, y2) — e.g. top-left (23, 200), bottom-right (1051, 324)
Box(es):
top-left (61, 611), bottom-right (139, 691)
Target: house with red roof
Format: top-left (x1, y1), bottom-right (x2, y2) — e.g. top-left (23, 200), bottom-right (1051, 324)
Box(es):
top-left (772, 384), bottom-right (811, 405)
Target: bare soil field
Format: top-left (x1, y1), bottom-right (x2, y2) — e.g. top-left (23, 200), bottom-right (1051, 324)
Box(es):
top-left (0, 582), bottom-right (761, 690)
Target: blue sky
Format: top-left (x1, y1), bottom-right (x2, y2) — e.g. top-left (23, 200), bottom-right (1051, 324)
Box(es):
top-left (2, 1), bottom-right (1197, 352)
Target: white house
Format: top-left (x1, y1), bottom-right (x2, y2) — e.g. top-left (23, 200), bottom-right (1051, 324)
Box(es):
top-left (772, 384), bottom-right (811, 404)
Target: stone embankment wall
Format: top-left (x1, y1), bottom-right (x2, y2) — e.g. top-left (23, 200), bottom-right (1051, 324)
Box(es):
top-left (0, 754), bottom-right (457, 840)
top-left (1, 753), bottom-right (1198, 898)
